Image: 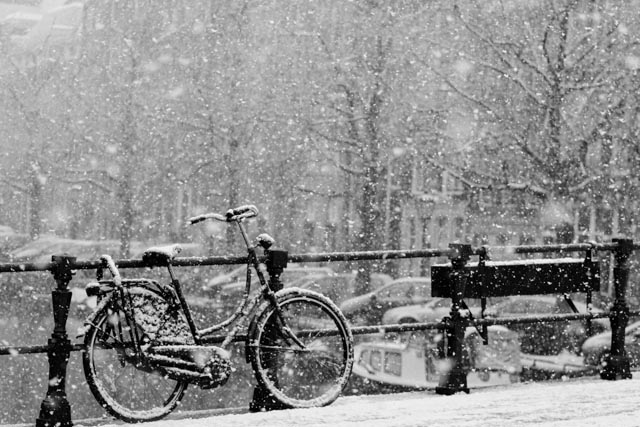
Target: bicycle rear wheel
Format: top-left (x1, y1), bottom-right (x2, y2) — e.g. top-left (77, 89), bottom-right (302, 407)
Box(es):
top-left (248, 288), bottom-right (354, 408)
top-left (83, 304), bottom-right (188, 423)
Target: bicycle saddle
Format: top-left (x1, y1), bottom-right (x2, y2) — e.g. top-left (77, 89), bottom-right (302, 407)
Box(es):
top-left (143, 244), bottom-right (183, 266)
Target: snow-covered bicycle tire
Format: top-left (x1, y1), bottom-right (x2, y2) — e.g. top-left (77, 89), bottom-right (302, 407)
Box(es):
top-left (82, 290), bottom-right (189, 423)
top-left (248, 288), bottom-right (354, 408)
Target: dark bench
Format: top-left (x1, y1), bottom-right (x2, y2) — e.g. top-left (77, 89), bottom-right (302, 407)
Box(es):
top-left (432, 257), bottom-right (599, 298)
top-left (429, 244), bottom-right (603, 394)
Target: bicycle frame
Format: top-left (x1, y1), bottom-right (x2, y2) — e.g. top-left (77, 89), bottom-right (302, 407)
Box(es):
top-left (154, 219), bottom-right (284, 349)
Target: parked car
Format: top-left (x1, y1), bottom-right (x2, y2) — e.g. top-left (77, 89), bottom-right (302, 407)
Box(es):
top-left (339, 277), bottom-right (431, 325)
top-left (484, 295), bottom-right (609, 356)
top-left (287, 273), bottom-right (333, 288)
top-left (206, 264), bottom-right (259, 290)
top-left (381, 297), bottom-right (484, 325)
top-left (282, 266), bottom-right (336, 284)
top-left (297, 272), bottom-right (393, 305)
top-left (206, 264), bottom-right (334, 291)
top-left (582, 320), bottom-right (640, 368)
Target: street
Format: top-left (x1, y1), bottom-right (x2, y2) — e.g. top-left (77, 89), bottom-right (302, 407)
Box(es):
top-left (72, 375), bottom-right (640, 427)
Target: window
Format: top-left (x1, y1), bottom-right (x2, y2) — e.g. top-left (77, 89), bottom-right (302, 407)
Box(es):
top-left (415, 281), bottom-right (431, 297)
top-left (370, 350), bottom-right (382, 371)
top-left (454, 217), bottom-right (464, 239)
top-left (384, 352), bottom-right (402, 376)
top-left (358, 350), bottom-right (370, 366)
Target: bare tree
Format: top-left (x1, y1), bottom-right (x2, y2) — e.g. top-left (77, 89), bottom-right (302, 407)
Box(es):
top-left (306, 1), bottom-right (448, 287)
top-left (433, 0), bottom-right (640, 239)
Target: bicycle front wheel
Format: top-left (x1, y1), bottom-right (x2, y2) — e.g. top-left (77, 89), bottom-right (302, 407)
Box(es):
top-left (248, 288), bottom-right (354, 408)
top-left (83, 306), bottom-right (188, 423)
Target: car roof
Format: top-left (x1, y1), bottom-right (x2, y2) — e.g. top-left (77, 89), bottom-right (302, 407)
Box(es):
top-left (282, 266), bottom-right (334, 279)
top-left (383, 299), bottom-right (443, 315)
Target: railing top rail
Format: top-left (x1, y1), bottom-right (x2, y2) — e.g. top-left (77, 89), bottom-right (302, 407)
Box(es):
top-left (0, 255), bottom-right (252, 274)
top-left (0, 241), bottom-right (637, 274)
top-left (0, 261), bottom-right (54, 273)
top-left (494, 242), bottom-right (626, 255)
top-left (288, 248), bottom-right (453, 263)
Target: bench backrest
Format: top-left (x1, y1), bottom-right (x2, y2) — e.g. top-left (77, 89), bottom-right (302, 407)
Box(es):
top-left (431, 258), bottom-right (599, 298)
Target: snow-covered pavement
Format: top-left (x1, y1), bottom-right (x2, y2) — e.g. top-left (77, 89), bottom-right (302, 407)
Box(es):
top-left (76, 375), bottom-right (640, 427)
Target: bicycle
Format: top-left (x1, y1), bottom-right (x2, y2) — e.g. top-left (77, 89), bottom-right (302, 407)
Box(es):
top-left (81, 205), bottom-right (354, 423)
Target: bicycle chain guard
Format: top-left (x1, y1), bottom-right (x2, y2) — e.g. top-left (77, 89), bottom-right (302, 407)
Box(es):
top-left (146, 345), bottom-right (232, 389)
top-left (124, 286), bottom-right (232, 390)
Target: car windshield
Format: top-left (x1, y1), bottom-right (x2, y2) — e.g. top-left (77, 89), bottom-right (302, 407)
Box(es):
top-left (377, 279), bottom-right (431, 299)
top-left (281, 267), bottom-right (333, 284)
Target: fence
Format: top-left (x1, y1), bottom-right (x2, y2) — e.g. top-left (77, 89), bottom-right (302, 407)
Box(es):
top-left (0, 239), bottom-right (638, 426)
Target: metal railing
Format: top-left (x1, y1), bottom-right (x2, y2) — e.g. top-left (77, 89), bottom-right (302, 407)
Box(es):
top-left (0, 239), bottom-right (637, 426)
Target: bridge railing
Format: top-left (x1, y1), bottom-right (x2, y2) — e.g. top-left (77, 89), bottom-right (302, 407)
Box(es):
top-left (0, 239), bottom-right (638, 426)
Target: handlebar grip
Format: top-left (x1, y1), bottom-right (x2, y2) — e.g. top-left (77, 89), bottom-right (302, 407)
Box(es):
top-left (187, 214), bottom-right (209, 225)
top-left (226, 205), bottom-right (258, 220)
top-left (188, 205), bottom-right (258, 225)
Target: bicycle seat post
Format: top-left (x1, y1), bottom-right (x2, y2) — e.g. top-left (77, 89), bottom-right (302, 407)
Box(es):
top-left (236, 220), bottom-right (252, 248)
top-left (166, 262), bottom-right (177, 283)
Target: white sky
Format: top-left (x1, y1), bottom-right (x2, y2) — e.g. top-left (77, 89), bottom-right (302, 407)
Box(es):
top-left (77, 375), bottom-right (640, 427)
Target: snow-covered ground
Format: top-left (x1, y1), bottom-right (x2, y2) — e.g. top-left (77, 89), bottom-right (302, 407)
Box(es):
top-left (72, 375), bottom-right (640, 427)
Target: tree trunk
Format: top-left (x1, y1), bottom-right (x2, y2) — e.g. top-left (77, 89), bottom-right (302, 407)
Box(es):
top-left (354, 35), bottom-right (389, 295)
top-left (28, 162), bottom-right (43, 240)
top-left (355, 112), bottom-right (383, 293)
top-left (118, 171), bottom-right (134, 258)
top-left (118, 105), bottom-right (137, 258)
top-left (224, 138), bottom-right (240, 252)
top-left (385, 188), bottom-right (402, 277)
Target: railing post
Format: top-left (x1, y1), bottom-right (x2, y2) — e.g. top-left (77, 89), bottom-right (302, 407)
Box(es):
top-left (602, 238), bottom-right (633, 380)
top-left (250, 248), bottom-right (288, 412)
top-left (36, 254), bottom-right (76, 427)
top-left (436, 243), bottom-right (472, 395)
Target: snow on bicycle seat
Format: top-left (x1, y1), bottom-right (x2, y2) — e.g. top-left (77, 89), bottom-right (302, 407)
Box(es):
top-left (142, 244), bottom-right (182, 266)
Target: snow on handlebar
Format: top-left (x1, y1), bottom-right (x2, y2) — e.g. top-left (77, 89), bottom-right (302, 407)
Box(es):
top-left (99, 254), bottom-right (122, 287)
top-left (225, 205), bottom-right (258, 219)
top-left (187, 205), bottom-right (258, 225)
top-left (186, 213), bottom-right (226, 224)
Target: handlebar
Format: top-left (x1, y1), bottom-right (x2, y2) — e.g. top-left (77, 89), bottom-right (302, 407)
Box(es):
top-left (99, 254), bottom-right (122, 287)
top-left (187, 204), bottom-right (258, 225)
top-left (187, 213), bottom-right (226, 224)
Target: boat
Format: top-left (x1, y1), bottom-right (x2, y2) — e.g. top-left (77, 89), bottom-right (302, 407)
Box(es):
top-left (352, 325), bottom-right (522, 390)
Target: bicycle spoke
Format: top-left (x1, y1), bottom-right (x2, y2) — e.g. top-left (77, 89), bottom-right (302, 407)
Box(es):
top-left (84, 300), bottom-right (187, 423)
top-left (250, 290), bottom-right (353, 408)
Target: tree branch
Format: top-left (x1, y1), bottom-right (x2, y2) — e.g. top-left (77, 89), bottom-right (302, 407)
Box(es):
top-left (57, 177), bottom-right (114, 193)
top-left (430, 67), bottom-right (503, 120)
top-left (0, 179), bottom-right (28, 193)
